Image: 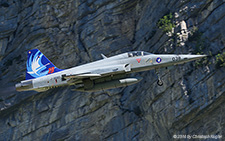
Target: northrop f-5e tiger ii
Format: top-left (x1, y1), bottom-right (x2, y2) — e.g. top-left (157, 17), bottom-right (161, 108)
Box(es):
top-left (15, 49), bottom-right (206, 92)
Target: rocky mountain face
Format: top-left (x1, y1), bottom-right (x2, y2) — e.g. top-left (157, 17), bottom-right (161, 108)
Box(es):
top-left (0, 0), bottom-right (224, 140)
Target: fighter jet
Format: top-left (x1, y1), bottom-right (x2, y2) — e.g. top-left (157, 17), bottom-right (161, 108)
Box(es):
top-left (15, 49), bottom-right (206, 92)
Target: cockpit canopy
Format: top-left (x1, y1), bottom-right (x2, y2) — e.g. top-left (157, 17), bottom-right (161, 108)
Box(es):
top-left (128, 51), bottom-right (153, 57)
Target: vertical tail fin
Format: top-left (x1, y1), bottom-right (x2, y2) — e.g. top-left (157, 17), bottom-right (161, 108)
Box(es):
top-left (26, 49), bottom-right (63, 80)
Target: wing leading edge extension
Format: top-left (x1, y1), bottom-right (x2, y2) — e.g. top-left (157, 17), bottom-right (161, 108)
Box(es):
top-left (62, 63), bottom-right (131, 81)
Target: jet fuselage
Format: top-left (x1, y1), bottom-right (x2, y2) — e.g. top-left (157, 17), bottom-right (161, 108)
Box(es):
top-left (16, 50), bottom-right (206, 92)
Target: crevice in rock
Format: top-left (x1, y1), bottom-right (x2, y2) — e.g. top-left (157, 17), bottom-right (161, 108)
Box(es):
top-left (7, 122), bottom-right (11, 127)
top-left (117, 100), bottom-right (143, 118)
top-left (0, 2), bottom-right (9, 7)
top-left (198, 2), bottom-right (225, 26)
top-left (131, 19), bottom-right (138, 44)
top-left (111, 0), bottom-right (138, 14)
top-left (78, 34), bottom-right (92, 61)
top-left (104, 131), bottom-right (118, 140)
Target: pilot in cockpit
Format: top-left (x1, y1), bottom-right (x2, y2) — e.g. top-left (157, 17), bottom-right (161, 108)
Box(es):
top-left (128, 53), bottom-right (133, 57)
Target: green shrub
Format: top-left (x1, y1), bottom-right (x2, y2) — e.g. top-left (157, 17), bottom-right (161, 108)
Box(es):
top-left (215, 52), bottom-right (225, 68)
top-left (157, 13), bottom-right (175, 33)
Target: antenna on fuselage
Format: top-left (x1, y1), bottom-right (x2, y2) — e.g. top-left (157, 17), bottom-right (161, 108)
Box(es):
top-left (101, 54), bottom-right (107, 59)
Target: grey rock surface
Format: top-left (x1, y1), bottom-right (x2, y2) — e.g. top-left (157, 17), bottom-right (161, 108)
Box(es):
top-left (0, 0), bottom-right (224, 140)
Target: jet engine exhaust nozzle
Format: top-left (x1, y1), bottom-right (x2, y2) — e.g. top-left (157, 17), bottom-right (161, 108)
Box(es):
top-left (15, 80), bottom-right (33, 91)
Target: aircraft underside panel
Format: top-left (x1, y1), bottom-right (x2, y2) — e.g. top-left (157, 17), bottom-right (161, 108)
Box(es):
top-left (76, 74), bottom-right (142, 92)
top-left (76, 78), bottom-right (142, 92)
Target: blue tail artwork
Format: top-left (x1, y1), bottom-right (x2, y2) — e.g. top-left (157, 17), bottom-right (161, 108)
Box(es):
top-left (26, 49), bottom-right (63, 80)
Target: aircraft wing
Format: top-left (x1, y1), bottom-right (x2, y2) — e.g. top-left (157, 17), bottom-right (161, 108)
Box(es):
top-left (63, 64), bottom-right (131, 84)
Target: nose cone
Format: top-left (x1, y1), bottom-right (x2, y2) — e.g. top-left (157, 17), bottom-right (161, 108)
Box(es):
top-left (190, 54), bottom-right (207, 58)
top-left (181, 54), bottom-right (207, 61)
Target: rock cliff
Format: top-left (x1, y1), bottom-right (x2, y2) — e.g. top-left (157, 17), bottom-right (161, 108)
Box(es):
top-left (0, 0), bottom-right (224, 140)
